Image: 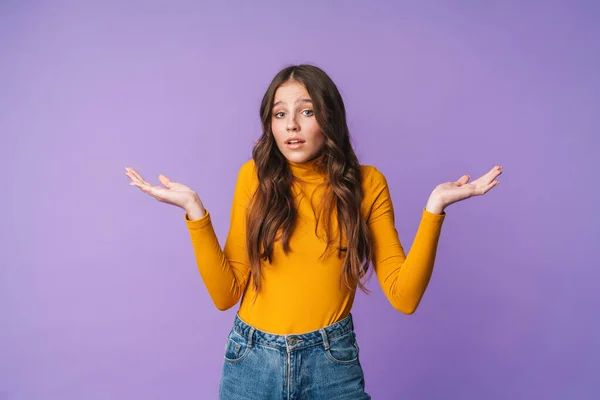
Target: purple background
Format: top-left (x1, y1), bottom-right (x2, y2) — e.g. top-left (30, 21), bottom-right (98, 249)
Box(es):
top-left (1, 1), bottom-right (598, 399)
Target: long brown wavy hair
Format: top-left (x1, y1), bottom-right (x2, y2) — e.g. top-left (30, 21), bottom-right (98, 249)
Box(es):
top-left (246, 64), bottom-right (373, 295)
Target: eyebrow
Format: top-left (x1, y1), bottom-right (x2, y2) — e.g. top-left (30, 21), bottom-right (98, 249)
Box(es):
top-left (272, 98), bottom-right (313, 109)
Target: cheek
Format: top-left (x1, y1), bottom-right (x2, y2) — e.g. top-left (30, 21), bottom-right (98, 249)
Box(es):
top-left (316, 132), bottom-right (326, 148)
top-left (305, 119), bottom-right (321, 136)
top-left (312, 123), bottom-right (325, 143)
top-left (271, 119), bottom-right (284, 138)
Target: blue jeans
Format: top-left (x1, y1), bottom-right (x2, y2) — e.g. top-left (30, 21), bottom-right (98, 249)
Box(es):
top-left (219, 313), bottom-right (370, 399)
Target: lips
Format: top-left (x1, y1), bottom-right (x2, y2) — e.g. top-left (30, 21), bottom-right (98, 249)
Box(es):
top-left (286, 140), bottom-right (305, 150)
top-left (286, 138), bottom-right (305, 144)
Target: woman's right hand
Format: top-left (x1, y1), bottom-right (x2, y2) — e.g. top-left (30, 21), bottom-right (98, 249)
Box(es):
top-left (125, 167), bottom-right (206, 218)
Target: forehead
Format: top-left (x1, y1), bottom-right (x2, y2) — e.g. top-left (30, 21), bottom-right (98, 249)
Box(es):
top-left (273, 81), bottom-right (310, 103)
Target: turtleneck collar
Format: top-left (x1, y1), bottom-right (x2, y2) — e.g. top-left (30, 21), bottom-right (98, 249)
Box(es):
top-left (287, 154), bottom-right (326, 182)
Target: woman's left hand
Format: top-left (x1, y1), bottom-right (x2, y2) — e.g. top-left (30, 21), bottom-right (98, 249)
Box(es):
top-left (427, 165), bottom-right (503, 213)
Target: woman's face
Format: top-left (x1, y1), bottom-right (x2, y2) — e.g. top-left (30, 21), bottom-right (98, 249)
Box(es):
top-left (271, 80), bottom-right (325, 163)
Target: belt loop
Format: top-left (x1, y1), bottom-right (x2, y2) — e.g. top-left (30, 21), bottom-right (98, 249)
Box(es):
top-left (248, 327), bottom-right (255, 348)
top-left (319, 328), bottom-right (330, 351)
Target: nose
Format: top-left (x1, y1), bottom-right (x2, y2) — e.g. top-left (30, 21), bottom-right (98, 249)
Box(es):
top-left (286, 114), bottom-right (300, 132)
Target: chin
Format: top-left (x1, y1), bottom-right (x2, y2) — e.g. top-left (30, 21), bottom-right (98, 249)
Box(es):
top-left (285, 152), bottom-right (313, 163)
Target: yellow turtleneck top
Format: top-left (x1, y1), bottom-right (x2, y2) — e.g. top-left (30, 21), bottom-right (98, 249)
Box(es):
top-left (184, 156), bottom-right (446, 334)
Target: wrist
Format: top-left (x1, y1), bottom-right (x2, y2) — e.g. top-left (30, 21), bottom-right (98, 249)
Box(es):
top-left (184, 195), bottom-right (206, 220)
top-left (185, 205), bottom-right (206, 221)
top-left (425, 194), bottom-right (445, 215)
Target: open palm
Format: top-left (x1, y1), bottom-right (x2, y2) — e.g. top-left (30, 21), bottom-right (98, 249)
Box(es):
top-left (433, 165), bottom-right (502, 208)
top-left (125, 167), bottom-right (201, 210)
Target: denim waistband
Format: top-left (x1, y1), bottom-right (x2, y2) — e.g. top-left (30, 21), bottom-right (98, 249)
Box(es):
top-left (232, 313), bottom-right (355, 351)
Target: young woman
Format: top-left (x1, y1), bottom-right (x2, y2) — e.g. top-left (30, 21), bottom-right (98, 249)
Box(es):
top-left (125, 64), bottom-right (502, 399)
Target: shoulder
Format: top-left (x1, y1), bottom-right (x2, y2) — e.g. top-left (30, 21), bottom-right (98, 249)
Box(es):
top-left (360, 164), bottom-right (388, 190)
top-left (358, 164), bottom-right (392, 217)
top-left (233, 159), bottom-right (258, 197)
top-left (239, 158), bottom-right (256, 178)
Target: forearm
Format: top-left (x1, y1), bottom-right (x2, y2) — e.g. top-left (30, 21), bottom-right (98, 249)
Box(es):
top-left (369, 169), bottom-right (446, 314)
top-left (390, 197), bottom-right (445, 312)
top-left (185, 211), bottom-right (247, 310)
top-left (377, 208), bottom-right (445, 314)
top-left (393, 214), bottom-right (443, 313)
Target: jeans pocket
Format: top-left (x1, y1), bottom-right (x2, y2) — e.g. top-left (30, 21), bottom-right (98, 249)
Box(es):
top-left (224, 330), bottom-right (252, 364)
top-left (325, 332), bottom-right (359, 365)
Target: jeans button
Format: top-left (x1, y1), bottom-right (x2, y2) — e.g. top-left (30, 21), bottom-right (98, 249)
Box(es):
top-left (288, 337), bottom-right (297, 346)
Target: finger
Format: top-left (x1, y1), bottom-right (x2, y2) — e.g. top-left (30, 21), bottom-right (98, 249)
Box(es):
top-left (125, 171), bottom-right (143, 184)
top-left (130, 181), bottom-right (156, 195)
top-left (481, 180), bottom-right (500, 194)
top-left (488, 165), bottom-right (502, 177)
top-left (126, 168), bottom-right (150, 185)
top-left (475, 167), bottom-right (501, 185)
top-left (488, 168), bottom-right (502, 183)
top-left (130, 181), bottom-right (167, 202)
top-left (456, 174), bottom-right (470, 186)
top-left (158, 174), bottom-right (172, 188)
top-left (129, 168), bottom-right (149, 185)
top-left (129, 181), bottom-right (150, 192)
top-left (125, 170), bottom-right (142, 184)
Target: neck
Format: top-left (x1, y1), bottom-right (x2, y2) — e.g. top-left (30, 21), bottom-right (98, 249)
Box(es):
top-left (287, 154), bottom-right (325, 182)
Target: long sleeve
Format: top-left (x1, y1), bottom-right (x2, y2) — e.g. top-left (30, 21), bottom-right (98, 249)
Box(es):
top-left (184, 161), bottom-right (254, 310)
top-left (367, 167), bottom-right (446, 314)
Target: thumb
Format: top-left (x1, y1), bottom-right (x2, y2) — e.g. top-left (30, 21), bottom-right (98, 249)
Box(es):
top-left (158, 174), bottom-right (172, 188)
top-left (456, 174), bottom-right (470, 186)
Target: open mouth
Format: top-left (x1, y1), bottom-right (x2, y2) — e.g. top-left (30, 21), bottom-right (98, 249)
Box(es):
top-left (286, 139), bottom-right (305, 149)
